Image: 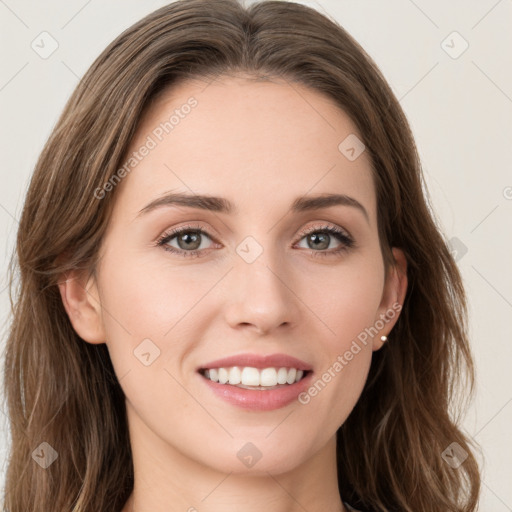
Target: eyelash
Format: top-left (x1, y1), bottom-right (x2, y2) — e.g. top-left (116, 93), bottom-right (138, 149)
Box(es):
top-left (155, 223), bottom-right (356, 259)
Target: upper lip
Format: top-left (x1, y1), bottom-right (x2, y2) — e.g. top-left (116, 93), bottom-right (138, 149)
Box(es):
top-left (198, 353), bottom-right (313, 372)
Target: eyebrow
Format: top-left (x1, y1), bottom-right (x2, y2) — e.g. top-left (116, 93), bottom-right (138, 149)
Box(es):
top-left (136, 191), bottom-right (370, 224)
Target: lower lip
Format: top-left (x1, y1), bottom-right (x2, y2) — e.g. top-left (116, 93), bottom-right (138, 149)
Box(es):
top-left (198, 371), bottom-right (313, 411)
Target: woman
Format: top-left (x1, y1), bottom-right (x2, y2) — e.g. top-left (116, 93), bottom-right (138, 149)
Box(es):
top-left (2, 0), bottom-right (481, 510)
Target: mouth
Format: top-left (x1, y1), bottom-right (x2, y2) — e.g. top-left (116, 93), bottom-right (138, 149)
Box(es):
top-left (195, 352), bottom-right (314, 410)
top-left (197, 366), bottom-right (314, 411)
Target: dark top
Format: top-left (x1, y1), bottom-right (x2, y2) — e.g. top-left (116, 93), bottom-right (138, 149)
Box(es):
top-left (343, 501), bottom-right (361, 511)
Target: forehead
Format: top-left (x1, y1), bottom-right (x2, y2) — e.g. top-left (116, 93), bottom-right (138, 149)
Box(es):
top-left (113, 74), bottom-right (376, 223)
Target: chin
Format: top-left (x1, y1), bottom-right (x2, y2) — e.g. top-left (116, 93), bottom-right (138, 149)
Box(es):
top-left (201, 442), bottom-right (309, 476)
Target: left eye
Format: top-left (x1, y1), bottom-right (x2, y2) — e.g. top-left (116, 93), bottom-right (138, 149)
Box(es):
top-left (296, 228), bottom-right (350, 251)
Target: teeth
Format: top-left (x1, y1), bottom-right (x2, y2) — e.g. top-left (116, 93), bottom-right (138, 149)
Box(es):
top-left (203, 366), bottom-right (306, 387)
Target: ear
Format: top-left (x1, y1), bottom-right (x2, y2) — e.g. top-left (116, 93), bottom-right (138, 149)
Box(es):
top-left (57, 268), bottom-right (106, 344)
top-left (372, 247), bottom-right (408, 351)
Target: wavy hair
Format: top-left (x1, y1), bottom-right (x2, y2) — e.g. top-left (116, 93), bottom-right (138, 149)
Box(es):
top-left (2, 0), bottom-right (481, 510)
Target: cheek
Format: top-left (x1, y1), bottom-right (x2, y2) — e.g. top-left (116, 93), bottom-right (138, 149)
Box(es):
top-left (97, 255), bottom-right (203, 414)
top-left (296, 260), bottom-right (383, 410)
top-left (302, 259), bottom-right (385, 348)
top-left (97, 249), bottom-right (223, 388)
top-left (99, 251), bottom-right (206, 337)
top-left (296, 275), bottom-right (379, 432)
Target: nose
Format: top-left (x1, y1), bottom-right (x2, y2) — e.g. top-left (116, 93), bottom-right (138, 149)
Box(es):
top-left (223, 248), bottom-right (301, 336)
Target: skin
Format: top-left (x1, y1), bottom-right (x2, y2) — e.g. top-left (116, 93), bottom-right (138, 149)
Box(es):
top-left (59, 74), bottom-right (408, 512)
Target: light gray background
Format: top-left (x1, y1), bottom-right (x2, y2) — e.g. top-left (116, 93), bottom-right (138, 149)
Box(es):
top-left (0, 0), bottom-right (511, 509)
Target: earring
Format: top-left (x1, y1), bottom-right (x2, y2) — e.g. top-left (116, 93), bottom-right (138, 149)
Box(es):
top-left (380, 335), bottom-right (388, 342)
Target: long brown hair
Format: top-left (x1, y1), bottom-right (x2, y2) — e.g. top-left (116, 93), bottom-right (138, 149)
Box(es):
top-left (2, 0), bottom-right (482, 510)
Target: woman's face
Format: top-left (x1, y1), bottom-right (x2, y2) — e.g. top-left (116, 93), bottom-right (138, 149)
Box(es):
top-left (63, 74), bottom-right (406, 476)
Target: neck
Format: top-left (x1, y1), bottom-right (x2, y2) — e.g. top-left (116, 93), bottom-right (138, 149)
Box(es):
top-left (121, 402), bottom-right (347, 512)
